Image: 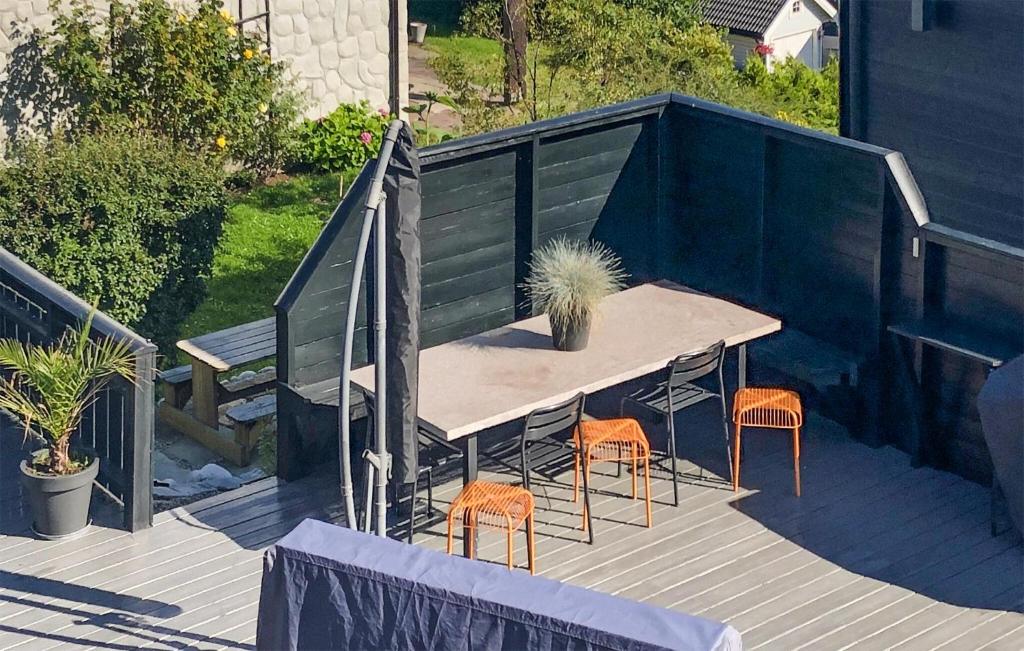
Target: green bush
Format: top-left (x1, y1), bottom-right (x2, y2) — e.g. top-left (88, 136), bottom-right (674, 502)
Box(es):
top-left (459, 0), bottom-right (503, 39)
top-left (294, 102), bottom-right (390, 173)
top-left (742, 56), bottom-right (840, 133)
top-left (0, 131), bottom-right (227, 350)
top-left (34, 0), bottom-right (301, 176)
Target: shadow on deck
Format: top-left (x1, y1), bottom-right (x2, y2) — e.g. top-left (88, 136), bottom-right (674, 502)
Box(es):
top-left (0, 404), bottom-right (1021, 650)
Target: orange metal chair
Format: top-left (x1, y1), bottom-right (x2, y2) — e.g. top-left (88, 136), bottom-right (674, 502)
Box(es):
top-left (732, 387), bottom-right (803, 496)
top-left (446, 480), bottom-right (536, 574)
top-left (573, 418), bottom-right (653, 539)
top-left (446, 393), bottom-right (586, 573)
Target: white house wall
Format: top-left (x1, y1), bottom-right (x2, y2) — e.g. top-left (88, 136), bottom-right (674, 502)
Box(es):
top-left (763, 0), bottom-right (833, 69)
top-left (726, 32), bottom-right (757, 69)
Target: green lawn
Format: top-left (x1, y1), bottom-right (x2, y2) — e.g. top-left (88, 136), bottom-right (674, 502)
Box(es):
top-left (176, 173), bottom-right (349, 348)
top-left (424, 34), bottom-right (502, 61)
top-left (410, 0), bottom-right (502, 64)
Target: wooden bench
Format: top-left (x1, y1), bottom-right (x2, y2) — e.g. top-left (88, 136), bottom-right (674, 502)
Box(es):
top-left (887, 318), bottom-right (1021, 537)
top-left (159, 364), bottom-right (195, 409)
top-left (749, 328), bottom-right (869, 441)
top-left (157, 317), bottom-right (277, 466)
top-left (750, 329), bottom-right (862, 390)
top-left (226, 394), bottom-right (278, 464)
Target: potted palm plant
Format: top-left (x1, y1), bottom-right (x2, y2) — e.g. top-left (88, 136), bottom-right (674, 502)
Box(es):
top-left (523, 237), bottom-right (627, 352)
top-left (0, 311), bottom-right (136, 539)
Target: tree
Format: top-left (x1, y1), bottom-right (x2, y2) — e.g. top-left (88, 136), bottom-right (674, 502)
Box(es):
top-left (0, 311), bottom-right (136, 475)
top-left (501, 0), bottom-right (529, 104)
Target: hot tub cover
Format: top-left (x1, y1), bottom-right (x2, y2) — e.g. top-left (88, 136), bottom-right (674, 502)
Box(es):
top-left (978, 355), bottom-right (1023, 537)
top-left (255, 519), bottom-right (742, 651)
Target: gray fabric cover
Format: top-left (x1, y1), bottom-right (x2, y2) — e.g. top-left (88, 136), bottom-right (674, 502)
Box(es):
top-left (383, 123), bottom-right (421, 485)
top-left (978, 355), bottom-right (1024, 537)
top-left (255, 519), bottom-right (742, 651)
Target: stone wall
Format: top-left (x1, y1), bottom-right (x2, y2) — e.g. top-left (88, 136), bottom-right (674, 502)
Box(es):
top-left (0, 0), bottom-right (406, 143)
top-left (263, 0), bottom-right (405, 118)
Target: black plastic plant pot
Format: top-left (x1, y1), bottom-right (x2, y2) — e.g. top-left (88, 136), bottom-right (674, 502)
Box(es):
top-left (20, 455), bottom-right (98, 540)
top-left (551, 314), bottom-right (591, 352)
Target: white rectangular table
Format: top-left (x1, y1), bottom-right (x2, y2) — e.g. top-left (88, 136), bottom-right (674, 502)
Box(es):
top-left (352, 280), bottom-right (781, 491)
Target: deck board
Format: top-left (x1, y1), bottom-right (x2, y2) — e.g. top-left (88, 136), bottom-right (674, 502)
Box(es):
top-left (1, 413), bottom-right (1020, 649)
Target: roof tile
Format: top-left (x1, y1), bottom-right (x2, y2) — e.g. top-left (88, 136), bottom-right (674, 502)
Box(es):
top-left (703, 0), bottom-right (788, 37)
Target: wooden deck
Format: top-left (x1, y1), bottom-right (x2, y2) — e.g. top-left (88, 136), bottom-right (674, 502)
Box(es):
top-left (1, 410), bottom-right (1021, 650)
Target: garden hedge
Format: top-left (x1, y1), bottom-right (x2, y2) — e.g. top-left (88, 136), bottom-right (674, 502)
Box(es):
top-left (0, 130), bottom-right (227, 350)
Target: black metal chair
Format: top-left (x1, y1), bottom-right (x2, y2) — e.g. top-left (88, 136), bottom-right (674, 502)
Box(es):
top-left (519, 392), bottom-right (591, 541)
top-left (360, 394), bottom-right (463, 543)
top-left (445, 392), bottom-right (585, 570)
top-left (619, 340), bottom-right (733, 506)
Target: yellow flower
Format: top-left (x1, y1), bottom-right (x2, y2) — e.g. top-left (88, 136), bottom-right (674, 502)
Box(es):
top-left (258, 102), bottom-right (269, 113)
top-left (219, 8), bottom-right (232, 21)
top-left (226, 26), bottom-right (237, 37)
top-left (177, 13), bottom-right (187, 24)
top-left (243, 49), bottom-right (254, 60)
top-left (215, 135), bottom-right (227, 149)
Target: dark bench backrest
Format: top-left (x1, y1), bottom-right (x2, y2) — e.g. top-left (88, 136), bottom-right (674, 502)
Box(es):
top-left (276, 165), bottom-right (373, 388)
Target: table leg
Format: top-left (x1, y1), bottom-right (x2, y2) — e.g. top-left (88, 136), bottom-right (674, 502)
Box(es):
top-left (738, 344), bottom-right (747, 389)
top-left (462, 436), bottom-right (478, 557)
top-left (191, 361), bottom-right (220, 428)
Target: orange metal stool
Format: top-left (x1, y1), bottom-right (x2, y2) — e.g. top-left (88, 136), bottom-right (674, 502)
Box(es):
top-left (446, 480), bottom-right (536, 574)
top-left (732, 388), bottom-right (803, 496)
top-left (572, 418), bottom-right (653, 535)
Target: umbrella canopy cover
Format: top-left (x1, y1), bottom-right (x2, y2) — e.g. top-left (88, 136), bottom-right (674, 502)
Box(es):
top-left (382, 123), bottom-right (421, 485)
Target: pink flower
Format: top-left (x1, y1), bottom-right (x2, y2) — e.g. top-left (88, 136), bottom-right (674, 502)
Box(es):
top-left (378, 107), bottom-right (389, 117)
top-left (359, 131), bottom-right (373, 145)
top-left (754, 42), bottom-right (774, 56)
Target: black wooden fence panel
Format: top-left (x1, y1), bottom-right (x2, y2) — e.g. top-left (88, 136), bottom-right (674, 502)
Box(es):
top-left (912, 233), bottom-right (1024, 482)
top-left (0, 248), bottom-right (156, 531)
top-left (276, 163), bottom-right (373, 388)
top-left (275, 93), bottom-right (1023, 484)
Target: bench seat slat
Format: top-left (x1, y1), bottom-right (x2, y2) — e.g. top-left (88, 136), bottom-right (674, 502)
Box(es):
top-left (888, 319), bottom-right (1017, 368)
top-left (159, 365), bottom-right (193, 385)
top-left (227, 394), bottom-right (277, 423)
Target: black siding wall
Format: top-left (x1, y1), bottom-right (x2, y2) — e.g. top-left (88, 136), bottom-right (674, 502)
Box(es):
top-left (843, 0), bottom-right (1024, 247)
top-left (843, 0), bottom-right (1024, 483)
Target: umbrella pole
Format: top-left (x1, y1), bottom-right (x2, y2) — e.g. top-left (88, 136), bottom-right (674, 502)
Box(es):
top-left (338, 123), bottom-right (403, 532)
top-left (338, 205), bottom-right (374, 530)
top-left (374, 196), bottom-right (389, 538)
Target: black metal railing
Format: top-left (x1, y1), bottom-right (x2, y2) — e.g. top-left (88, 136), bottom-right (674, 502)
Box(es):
top-left (0, 247), bottom-right (156, 532)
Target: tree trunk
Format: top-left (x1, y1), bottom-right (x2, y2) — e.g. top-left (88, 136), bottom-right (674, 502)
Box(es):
top-left (51, 436), bottom-right (71, 475)
top-left (501, 0), bottom-right (528, 105)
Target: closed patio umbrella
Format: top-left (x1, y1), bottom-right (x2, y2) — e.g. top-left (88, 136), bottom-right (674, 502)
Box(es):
top-left (382, 123), bottom-right (421, 489)
top-left (337, 120), bottom-right (420, 536)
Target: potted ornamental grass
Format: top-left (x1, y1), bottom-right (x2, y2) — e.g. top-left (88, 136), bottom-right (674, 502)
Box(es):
top-left (523, 237), bottom-right (627, 352)
top-left (0, 311), bottom-right (136, 539)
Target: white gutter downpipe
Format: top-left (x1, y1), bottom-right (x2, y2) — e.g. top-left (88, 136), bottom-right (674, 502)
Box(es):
top-left (339, 122), bottom-right (403, 533)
